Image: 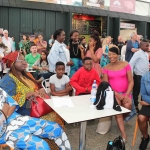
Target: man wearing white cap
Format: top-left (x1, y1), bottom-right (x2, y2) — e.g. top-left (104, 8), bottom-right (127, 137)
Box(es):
top-left (2, 30), bottom-right (15, 54)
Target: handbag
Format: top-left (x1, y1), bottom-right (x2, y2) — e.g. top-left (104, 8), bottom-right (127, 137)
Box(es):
top-left (106, 136), bottom-right (125, 150)
top-left (94, 81), bottom-right (122, 111)
top-left (29, 95), bottom-right (53, 118)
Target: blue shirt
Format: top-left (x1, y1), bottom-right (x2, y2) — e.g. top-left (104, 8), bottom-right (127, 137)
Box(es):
top-left (140, 72), bottom-right (150, 104)
top-left (129, 49), bottom-right (149, 76)
top-left (125, 40), bottom-right (140, 62)
top-left (47, 40), bottom-right (68, 73)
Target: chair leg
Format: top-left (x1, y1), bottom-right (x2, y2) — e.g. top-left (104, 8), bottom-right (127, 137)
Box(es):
top-left (132, 118), bottom-right (138, 146)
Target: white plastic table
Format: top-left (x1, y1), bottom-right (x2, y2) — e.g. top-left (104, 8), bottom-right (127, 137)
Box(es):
top-left (45, 95), bottom-right (130, 150)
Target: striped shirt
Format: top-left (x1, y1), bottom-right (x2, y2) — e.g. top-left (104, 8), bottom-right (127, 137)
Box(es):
top-left (129, 49), bottom-right (149, 76)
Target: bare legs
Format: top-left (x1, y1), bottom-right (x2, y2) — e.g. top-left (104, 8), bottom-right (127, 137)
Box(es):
top-left (138, 115), bottom-right (149, 138)
top-left (115, 98), bottom-right (132, 140)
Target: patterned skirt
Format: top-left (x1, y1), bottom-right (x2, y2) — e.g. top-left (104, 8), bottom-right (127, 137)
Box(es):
top-left (41, 111), bottom-right (65, 129)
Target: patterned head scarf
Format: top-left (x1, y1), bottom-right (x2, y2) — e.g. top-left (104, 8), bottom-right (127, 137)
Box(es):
top-left (2, 51), bottom-right (20, 67)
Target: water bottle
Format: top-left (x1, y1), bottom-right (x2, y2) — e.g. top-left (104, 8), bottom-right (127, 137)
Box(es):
top-left (90, 80), bottom-right (97, 108)
top-left (93, 80), bottom-right (97, 89)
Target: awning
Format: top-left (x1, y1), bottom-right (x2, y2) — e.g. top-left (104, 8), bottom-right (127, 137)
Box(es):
top-left (126, 14), bottom-right (140, 21)
top-left (61, 5), bottom-right (70, 12)
top-left (73, 6), bottom-right (83, 14)
top-left (55, 4), bottom-right (64, 11)
top-left (106, 10), bottom-right (119, 18)
top-left (138, 16), bottom-right (150, 22)
top-left (89, 8), bottom-right (100, 16)
top-left (67, 6), bottom-right (75, 12)
top-left (117, 12), bottom-right (129, 20)
top-left (97, 9), bottom-right (108, 16)
top-left (81, 7), bottom-right (91, 15)
top-left (1, 0), bottom-right (150, 23)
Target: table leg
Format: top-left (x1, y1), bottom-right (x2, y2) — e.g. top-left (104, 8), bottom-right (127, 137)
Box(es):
top-left (79, 121), bottom-right (87, 150)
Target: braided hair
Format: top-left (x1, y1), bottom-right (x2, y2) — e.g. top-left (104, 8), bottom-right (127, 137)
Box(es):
top-left (53, 29), bottom-right (64, 40)
top-left (68, 30), bottom-right (79, 43)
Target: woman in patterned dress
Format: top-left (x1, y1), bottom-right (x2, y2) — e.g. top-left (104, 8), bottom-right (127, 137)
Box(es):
top-left (0, 51), bottom-right (64, 128)
top-left (19, 35), bottom-right (30, 55)
top-left (0, 88), bottom-right (71, 150)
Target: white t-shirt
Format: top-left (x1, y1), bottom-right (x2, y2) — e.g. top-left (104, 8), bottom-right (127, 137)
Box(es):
top-left (49, 74), bottom-right (70, 91)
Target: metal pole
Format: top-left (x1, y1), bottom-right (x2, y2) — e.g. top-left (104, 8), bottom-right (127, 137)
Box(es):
top-left (79, 121), bottom-right (87, 150)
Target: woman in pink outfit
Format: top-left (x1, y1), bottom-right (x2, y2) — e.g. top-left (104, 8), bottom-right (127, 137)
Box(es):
top-left (103, 45), bottom-right (133, 141)
top-left (81, 31), bottom-right (103, 76)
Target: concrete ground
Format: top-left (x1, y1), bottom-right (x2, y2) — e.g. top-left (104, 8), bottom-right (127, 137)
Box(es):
top-left (66, 116), bottom-right (150, 150)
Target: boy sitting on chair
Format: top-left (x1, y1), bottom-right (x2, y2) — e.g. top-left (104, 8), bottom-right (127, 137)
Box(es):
top-left (49, 61), bottom-right (72, 96)
top-left (70, 57), bottom-right (101, 95)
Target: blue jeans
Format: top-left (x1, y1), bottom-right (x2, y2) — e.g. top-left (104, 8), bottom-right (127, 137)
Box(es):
top-left (39, 72), bottom-right (52, 80)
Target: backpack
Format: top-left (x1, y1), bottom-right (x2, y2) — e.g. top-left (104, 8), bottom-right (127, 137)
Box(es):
top-left (106, 136), bottom-right (125, 150)
top-left (93, 81), bottom-right (122, 112)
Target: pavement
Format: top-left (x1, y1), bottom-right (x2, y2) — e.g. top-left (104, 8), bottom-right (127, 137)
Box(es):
top-left (66, 116), bottom-right (150, 150)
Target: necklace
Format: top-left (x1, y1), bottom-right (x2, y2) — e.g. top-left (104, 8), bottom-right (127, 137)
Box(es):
top-left (72, 43), bottom-right (79, 56)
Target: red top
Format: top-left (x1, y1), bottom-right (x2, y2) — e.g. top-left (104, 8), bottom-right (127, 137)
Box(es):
top-left (70, 67), bottom-right (101, 95)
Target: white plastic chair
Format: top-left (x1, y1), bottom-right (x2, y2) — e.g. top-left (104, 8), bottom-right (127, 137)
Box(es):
top-left (3, 68), bottom-right (10, 74)
top-left (41, 79), bottom-right (51, 94)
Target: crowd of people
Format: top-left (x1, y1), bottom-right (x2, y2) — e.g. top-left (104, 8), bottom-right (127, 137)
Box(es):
top-left (0, 29), bottom-right (150, 150)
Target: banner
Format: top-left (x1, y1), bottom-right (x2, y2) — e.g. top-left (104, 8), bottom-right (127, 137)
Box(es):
top-left (110, 0), bottom-right (135, 14)
top-left (120, 22), bottom-right (135, 29)
top-left (83, 0), bottom-right (104, 9)
top-left (23, 0), bottom-right (82, 6)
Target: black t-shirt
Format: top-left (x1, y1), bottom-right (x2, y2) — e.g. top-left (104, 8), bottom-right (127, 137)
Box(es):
top-left (115, 41), bottom-right (124, 54)
top-left (69, 42), bottom-right (81, 58)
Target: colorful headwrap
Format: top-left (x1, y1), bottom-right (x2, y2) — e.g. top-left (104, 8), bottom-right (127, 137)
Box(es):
top-left (2, 51), bottom-right (20, 67)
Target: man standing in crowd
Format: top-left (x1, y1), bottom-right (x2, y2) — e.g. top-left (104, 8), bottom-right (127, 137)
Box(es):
top-left (129, 40), bottom-right (149, 112)
top-left (125, 32), bottom-right (140, 62)
top-left (115, 35), bottom-right (124, 54)
top-left (2, 30), bottom-right (15, 54)
top-left (36, 34), bottom-right (47, 54)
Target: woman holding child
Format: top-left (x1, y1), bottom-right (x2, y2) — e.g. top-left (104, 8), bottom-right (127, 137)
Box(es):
top-left (0, 51), bottom-right (64, 128)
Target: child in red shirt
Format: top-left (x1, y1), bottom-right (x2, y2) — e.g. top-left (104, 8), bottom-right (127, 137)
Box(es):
top-left (70, 57), bottom-right (101, 95)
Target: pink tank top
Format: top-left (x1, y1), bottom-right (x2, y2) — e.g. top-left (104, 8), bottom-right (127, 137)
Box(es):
top-left (103, 64), bottom-right (131, 93)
